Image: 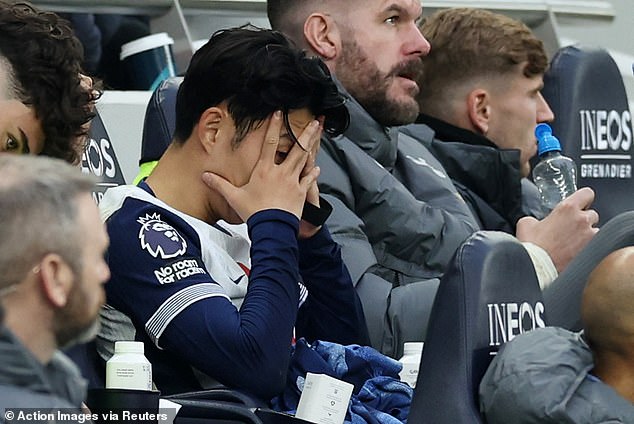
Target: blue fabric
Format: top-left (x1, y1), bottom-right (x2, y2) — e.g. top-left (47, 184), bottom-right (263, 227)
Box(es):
top-left (271, 339), bottom-right (412, 423)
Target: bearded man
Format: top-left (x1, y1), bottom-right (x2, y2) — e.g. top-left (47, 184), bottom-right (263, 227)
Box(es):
top-left (0, 155), bottom-right (110, 409)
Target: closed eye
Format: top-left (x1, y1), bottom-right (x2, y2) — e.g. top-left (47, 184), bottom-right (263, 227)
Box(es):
top-left (275, 150), bottom-right (289, 164)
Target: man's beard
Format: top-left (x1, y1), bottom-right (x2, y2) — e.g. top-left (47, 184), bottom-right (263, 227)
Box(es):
top-left (57, 319), bottom-right (101, 350)
top-left (54, 274), bottom-right (102, 349)
top-left (335, 37), bottom-right (421, 127)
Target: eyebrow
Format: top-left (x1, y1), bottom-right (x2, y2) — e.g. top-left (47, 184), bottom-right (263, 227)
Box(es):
top-left (384, 4), bottom-right (406, 15)
top-left (383, 2), bottom-right (422, 19)
top-left (19, 128), bottom-right (30, 154)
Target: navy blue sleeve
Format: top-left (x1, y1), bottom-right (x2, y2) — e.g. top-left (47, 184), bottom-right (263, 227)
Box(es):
top-left (160, 210), bottom-right (300, 399)
top-left (107, 204), bottom-right (301, 400)
top-left (295, 225), bottom-right (370, 346)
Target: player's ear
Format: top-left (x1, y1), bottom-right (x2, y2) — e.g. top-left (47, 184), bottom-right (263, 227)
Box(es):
top-left (304, 13), bottom-right (341, 61)
top-left (467, 88), bottom-right (491, 135)
top-left (197, 106), bottom-right (227, 154)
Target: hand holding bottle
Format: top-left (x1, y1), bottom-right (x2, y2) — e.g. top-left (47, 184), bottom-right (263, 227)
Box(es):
top-left (517, 187), bottom-right (599, 272)
top-left (532, 123), bottom-right (577, 214)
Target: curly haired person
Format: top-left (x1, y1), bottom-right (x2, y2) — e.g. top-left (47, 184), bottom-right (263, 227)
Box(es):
top-left (0, 1), bottom-right (99, 163)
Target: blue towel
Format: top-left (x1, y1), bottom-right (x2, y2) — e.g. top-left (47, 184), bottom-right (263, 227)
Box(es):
top-left (270, 338), bottom-right (413, 423)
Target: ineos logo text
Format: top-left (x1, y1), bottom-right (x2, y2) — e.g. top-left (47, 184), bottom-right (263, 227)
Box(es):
top-left (487, 301), bottom-right (546, 347)
top-left (580, 110), bottom-right (632, 152)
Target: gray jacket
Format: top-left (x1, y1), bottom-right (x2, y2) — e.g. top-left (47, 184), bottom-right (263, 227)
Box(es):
top-left (317, 86), bottom-right (479, 357)
top-left (0, 326), bottom-right (87, 415)
top-left (480, 327), bottom-right (634, 423)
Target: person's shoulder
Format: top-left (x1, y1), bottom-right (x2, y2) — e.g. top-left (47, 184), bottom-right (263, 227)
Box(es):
top-left (509, 325), bottom-right (573, 343)
top-left (100, 184), bottom-right (154, 224)
top-left (399, 122), bottom-right (435, 144)
top-left (103, 189), bottom-right (200, 268)
top-left (103, 187), bottom-right (192, 238)
top-left (0, 384), bottom-right (80, 409)
top-left (480, 328), bottom-right (593, 423)
top-left (494, 327), bottom-right (590, 368)
top-left (481, 327), bottom-right (592, 398)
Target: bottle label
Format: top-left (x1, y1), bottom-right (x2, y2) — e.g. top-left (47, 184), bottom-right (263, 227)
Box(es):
top-left (106, 362), bottom-right (152, 391)
top-left (398, 358), bottom-right (420, 388)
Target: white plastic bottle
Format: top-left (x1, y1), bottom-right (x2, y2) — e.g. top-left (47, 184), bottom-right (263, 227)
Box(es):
top-left (398, 342), bottom-right (424, 388)
top-left (106, 341), bottom-right (153, 391)
top-left (532, 123), bottom-right (577, 214)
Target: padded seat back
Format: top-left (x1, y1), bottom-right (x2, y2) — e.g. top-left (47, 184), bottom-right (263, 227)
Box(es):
top-left (542, 44), bottom-right (634, 224)
top-left (409, 231), bottom-right (547, 423)
top-left (140, 76), bottom-right (183, 165)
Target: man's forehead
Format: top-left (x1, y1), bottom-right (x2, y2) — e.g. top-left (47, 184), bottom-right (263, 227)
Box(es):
top-left (375, 0), bottom-right (422, 14)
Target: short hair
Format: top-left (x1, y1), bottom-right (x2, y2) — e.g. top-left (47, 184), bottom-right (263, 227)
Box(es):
top-left (267, 0), bottom-right (317, 39)
top-left (417, 8), bottom-right (548, 110)
top-left (0, 1), bottom-right (98, 164)
top-left (266, 0), bottom-right (299, 33)
top-left (174, 26), bottom-right (348, 144)
top-left (0, 155), bottom-right (97, 291)
top-left (267, 1), bottom-right (349, 46)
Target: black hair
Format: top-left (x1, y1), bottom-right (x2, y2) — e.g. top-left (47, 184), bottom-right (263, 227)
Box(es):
top-left (173, 25), bottom-right (347, 144)
top-left (0, 1), bottom-right (99, 164)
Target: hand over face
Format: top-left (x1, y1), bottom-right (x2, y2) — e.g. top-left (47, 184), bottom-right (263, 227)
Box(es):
top-left (74, 73), bottom-right (100, 159)
top-left (516, 187), bottom-right (599, 272)
top-left (297, 116), bottom-right (326, 239)
top-left (202, 110), bottom-right (321, 223)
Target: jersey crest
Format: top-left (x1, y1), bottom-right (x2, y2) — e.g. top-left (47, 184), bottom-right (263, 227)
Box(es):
top-left (137, 212), bottom-right (187, 259)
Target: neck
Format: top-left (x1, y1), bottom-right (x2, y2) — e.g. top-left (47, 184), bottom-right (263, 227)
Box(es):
top-left (2, 297), bottom-right (56, 364)
top-left (419, 91), bottom-right (482, 132)
top-left (417, 113), bottom-right (497, 149)
top-left (145, 141), bottom-right (221, 224)
top-left (593, 351), bottom-right (634, 402)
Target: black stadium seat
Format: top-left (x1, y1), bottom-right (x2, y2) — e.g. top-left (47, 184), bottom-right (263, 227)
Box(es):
top-left (542, 44), bottom-right (634, 224)
top-left (140, 76), bottom-right (183, 167)
top-left (408, 231), bottom-right (548, 423)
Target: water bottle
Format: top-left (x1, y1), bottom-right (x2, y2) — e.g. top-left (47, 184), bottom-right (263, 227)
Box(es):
top-left (398, 342), bottom-right (424, 388)
top-left (532, 123), bottom-right (577, 214)
top-left (106, 341), bottom-right (153, 390)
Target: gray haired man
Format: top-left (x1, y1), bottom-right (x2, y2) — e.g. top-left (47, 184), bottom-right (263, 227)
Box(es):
top-left (0, 155), bottom-right (110, 409)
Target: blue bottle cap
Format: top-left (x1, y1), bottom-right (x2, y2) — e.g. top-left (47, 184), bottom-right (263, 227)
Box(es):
top-left (535, 123), bottom-right (562, 156)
